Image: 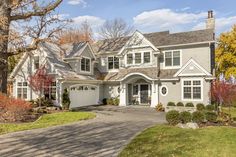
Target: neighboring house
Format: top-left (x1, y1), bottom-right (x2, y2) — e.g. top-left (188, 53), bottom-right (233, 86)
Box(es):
top-left (9, 11), bottom-right (216, 109)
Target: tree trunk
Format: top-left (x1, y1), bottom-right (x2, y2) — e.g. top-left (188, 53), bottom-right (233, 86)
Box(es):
top-left (0, 1), bottom-right (10, 94)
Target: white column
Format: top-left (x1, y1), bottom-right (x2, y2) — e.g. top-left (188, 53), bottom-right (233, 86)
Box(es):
top-left (151, 81), bottom-right (158, 107)
top-left (119, 82), bottom-right (127, 106)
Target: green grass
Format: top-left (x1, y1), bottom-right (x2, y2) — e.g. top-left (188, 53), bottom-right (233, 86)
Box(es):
top-left (222, 107), bottom-right (236, 117)
top-left (119, 125), bottom-right (236, 157)
top-left (0, 112), bottom-right (95, 135)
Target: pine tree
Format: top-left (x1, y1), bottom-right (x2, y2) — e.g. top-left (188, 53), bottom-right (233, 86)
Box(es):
top-left (62, 89), bottom-right (70, 109)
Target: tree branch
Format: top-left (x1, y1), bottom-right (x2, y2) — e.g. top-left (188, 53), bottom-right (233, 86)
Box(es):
top-left (10, 0), bottom-right (62, 21)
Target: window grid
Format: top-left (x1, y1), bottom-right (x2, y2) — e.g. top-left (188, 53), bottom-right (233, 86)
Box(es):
top-left (164, 50), bottom-right (181, 67)
top-left (81, 58), bottom-right (91, 72)
top-left (17, 82), bottom-right (28, 99)
top-left (183, 80), bottom-right (202, 100)
top-left (108, 56), bottom-right (119, 70)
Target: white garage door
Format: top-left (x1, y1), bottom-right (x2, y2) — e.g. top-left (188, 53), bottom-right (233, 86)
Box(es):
top-left (69, 84), bottom-right (99, 108)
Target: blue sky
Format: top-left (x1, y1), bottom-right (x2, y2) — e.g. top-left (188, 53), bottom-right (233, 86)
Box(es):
top-left (56, 0), bottom-right (236, 37)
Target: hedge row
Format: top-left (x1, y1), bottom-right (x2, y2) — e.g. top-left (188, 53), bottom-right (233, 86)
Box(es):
top-left (166, 110), bottom-right (217, 125)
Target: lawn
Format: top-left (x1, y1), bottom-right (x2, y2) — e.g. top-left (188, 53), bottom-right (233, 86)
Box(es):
top-left (119, 125), bottom-right (236, 157)
top-left (0, 112), bottom-right (95, 135)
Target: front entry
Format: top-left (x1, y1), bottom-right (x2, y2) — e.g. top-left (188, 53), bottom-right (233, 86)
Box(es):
top-left (140, 84), bottom-right (149, 104)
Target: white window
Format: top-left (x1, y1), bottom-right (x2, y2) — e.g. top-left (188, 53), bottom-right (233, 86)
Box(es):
top-left (182, 79), bottom-right (202, 101)
top-left (144, 52), bottom-right (151, 63)
top-left (81, 57), bottom-right (91, 72)
top-left (108, 56), bottom-right (119, 70)
top-left (17, 82), bottom-right (28, 99)
top-left (135, 53), bottom-right (141, 64)
top-left (160, 85), bottom-right (168, 96)
top-left (164, 50), bottom-right (181, 68)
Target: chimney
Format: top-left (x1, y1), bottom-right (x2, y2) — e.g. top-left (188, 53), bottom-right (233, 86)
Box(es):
top-left (206, 10), bottom-right (215, 30)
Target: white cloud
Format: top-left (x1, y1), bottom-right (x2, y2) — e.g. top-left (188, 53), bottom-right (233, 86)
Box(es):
top-left (68, 0), bottom-right (87, 7)
top-left (180, 7), bottom-right (191, 11)
top-left (72, 15), bottom-right (105, 29)
top-left (193, 16), bottom-right (236, 33)
top-left (133, 9), bottom-right (206, 32)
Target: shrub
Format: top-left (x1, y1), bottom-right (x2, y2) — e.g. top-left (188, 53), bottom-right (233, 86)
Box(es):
top-left (192, 111), bottom-right (205, 123)
top-left (205, 111), bottom-right (217, 122)
top-left (33, 98), bottom-right (54, 107)
top-left (196, 103), bottom-right (205, 111)
top-left (0, 94), bottom-right (32, 122)
top-left (232, 117), bottom-right (236, 122)
top-left (62, 89), bottom-right (70, 109)
top-left (206, 105), bottom-right (215, 111)
top-left (102, 98), bottom-right (107, 105)
top-left (156, 103), bottom-right (165, 112)
top-left (166, 110), bottom-right (180, 125)
top-left (185, 103), bottom-right (194, 107)
top-left (107, 98), bottom-right (114, 105)
top-left (176, 102), bottom-right (184, 107)
top-left (113, 98), bottom-right (120, 106)
top-left (167, 102), bottom-right (176, 106)
top-left (179, 111), bottom-right (192, 123)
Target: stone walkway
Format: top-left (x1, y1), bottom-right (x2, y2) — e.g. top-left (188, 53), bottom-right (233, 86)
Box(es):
top-left (0, 105), bottom-right (166, 157)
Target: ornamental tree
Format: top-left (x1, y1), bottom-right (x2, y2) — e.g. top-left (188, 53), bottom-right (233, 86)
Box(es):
top-left (210, 80), bottom-right (236, 115)
top-left (28, 66), bottom-right (53, 106)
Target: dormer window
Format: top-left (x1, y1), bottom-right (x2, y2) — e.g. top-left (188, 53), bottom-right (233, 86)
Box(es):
top-left (164, 50), bottom-right (181, 68)
top-left (81, 57), bottom-right (91, 72)
top-left (135, 53), bottom-right (141, 64)
top-left (108, 56), bottom-right (119, 70)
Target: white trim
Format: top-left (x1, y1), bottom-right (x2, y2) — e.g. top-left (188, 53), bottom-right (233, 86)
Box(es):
top-left (174, 58), bottom-right (212, 77)
top-left (120, 72), bottom-right (154, 81)
top-left (181, 78), bottom-right (203, 102)
top-left (160, 85), bottom-right (168, 96)
top-left (163, 50), bottom-right (182, 69)
top-left (118, 30), bottom-right (158, 55)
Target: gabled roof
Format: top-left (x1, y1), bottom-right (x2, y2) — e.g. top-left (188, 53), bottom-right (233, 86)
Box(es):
top-left (92, 29), bottom-right (215, 55)
top-left (173, 58), bottom-right (212, 77)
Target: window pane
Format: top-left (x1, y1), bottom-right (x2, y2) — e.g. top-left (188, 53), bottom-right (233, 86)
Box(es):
top-left (114, 57), bottom-right (119, 69)
top-left (161, 87), bottom-right (167, 95)
top-left (108, 61), bottom-right (113, 69)
top-left (193, 81), bottom-right (201, 85)
top-left (127, 54), bottom-right (133, 64)
top-left (165, 52), bottom-right (172, 58)
top-left (86, 58), bottom-right (90, 72)
top-left (173, 51), bottom-right (180, 57)
top-left (184, 87), bottom-right (191, 99)
top-left (193, 87), bottom-right (201, 99)
top-left (173, 57), bottom-right (180, 66)
top-left (34, 56), bottom-right (39, 69)
top-left (135, 53), bottom-right (141, 64)
top-left (81, 58), bottom-right (85, 71)
top-left (184, 81), bottom-right (191, 86)
top-left (23, 88), bottom-right (27, 99)
top-left (23, 82), bottom-right (27, 86)
top-left (144, 52), bottom-right (150, 63)
top-left (17, 82), bottom-right (22, 86)
top-left (165, 58), bottom-right (172, 66)
top-left (133, 85), bottom-right (138, 95)
top-left (17, 88), bottom-right (22, 98)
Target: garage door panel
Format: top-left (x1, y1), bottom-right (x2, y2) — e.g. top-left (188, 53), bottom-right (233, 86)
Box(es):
top-left (69, 85), bottom-right (99, 108)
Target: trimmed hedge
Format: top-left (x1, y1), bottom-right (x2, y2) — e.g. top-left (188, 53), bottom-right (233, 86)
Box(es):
top-left (196, 103), bottom-right (205, 111)
top-left (192, 111), bottom-right (205, 123)
top-left (205, 111), bottom-right (217, 122)
top-left (179, 111), bottom-right (192, 124)
top-left (185, 103), bottom-right (194, 107)
top-left (167, 102), bottom-right (176, 106)
top-left (206, 105), bottom-right (215, 111)
top-left (176, 102), bottom-right (184, 107)
top-left (166, 110), bottom-right (180, 125)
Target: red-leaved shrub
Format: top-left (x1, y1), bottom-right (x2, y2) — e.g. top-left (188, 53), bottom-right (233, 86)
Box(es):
top-left (0, 93), bottom-right (32, 122)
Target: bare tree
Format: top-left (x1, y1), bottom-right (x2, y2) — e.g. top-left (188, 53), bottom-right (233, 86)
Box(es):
top-left (98, 18), bottom-right (134, 39)
top-left (57, 21), bottom-right (94, 45)
top-left (0, 0), bottom-right (63, 93)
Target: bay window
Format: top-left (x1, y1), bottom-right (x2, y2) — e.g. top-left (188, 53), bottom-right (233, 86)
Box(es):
top-left (182, 79), bottom-right (202, 100)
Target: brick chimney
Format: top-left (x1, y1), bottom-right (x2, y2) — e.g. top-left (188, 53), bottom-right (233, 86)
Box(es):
top-left (206, 10), bottom-right (215, 30)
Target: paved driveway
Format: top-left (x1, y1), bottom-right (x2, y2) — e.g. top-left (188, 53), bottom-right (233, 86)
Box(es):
top-left (0, 105), bottom-right (166, 157)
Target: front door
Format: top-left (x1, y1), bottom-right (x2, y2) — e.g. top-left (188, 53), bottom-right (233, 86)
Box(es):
top-left (140, 84), bottom-right (149, 104)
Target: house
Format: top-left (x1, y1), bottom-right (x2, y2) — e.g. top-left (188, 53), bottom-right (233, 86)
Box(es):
top-left (9, 11), bottom-right (216, 109)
